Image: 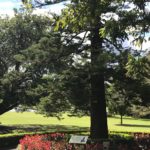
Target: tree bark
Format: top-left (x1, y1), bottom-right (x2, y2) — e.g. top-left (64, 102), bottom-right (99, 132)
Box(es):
top-left (120, 114), bottom-right (123, 125)
top-left (90, 27), bottom-right (108, 139)
top-left (0, 102), bottom-right (19, 115)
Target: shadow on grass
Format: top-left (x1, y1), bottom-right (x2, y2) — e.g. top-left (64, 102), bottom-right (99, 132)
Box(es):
top-left (116, 124), bottom-right (150, 128)
top-left (109, 116), bottom-right (150, 122)
top-left (0, 125), bottom-right (15, 134)
top-left (0, 124), bottom-right (89, 135)
top-left (108, 116), bottom-right (138, 120)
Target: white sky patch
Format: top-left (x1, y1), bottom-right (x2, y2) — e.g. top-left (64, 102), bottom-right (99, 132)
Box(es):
top-left (0, 0), bottom-right (66, 17)
top-left (0, 1), bottom-right (15, 9)
top-left (0, 1), bottom-right (22, 9)
top-left (123, 34), bottom-right (150, 52)
top-left (0, 0), bottom-right (22, 17)
top-left (122, 2), bottom-right (135, 11)
top-left (0, 10), bottom-right (14, 17)
top-left (44, 1), bottom-right (69, 14)
top-left (132, 40), bottom-right (150, 51)
top-left (32, 8), bottom-right (50, 16)
top-left (33, 3), bottom-right (64, 15)
top-left (101, 12), bottom-right (119, 21)
top-left (48, 4), bottom-right (64, 14)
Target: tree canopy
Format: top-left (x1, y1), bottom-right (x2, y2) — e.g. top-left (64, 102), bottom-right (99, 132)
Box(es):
top-left (43, 0), bottom-right (149, 139)
top-left (0, 11), bottom-right (56, 114)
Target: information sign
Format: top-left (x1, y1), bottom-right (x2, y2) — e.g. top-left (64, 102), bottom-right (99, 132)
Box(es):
top-left (69, 135), bottom-right (88, 144)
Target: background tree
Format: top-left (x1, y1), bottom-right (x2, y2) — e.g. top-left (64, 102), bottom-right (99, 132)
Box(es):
top-left (107, 83), bottom-right (131, 125)
top-left (0, 11), bottom-right (54, 115)
top-left (107, 49), bottom-right (150, 119)
top-left (125, 53), bottom-right (150, 118)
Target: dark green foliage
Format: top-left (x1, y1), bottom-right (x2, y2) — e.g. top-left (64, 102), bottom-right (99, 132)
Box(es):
top-left (35, 75), bottom-right (71, 118)
top-left (107, 51), bottom-right (150, 120)
top-left (0, 11), bottom-right (54, 115)
top-left (0, 135), bottom-right (23, 148)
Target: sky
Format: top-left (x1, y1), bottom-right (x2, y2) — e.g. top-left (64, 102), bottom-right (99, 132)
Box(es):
top-left (0, 0), bottom-right (149, 14)
top-left (0, 0), bottom-right (149, 51)
top-left (0, 0), bottom-right (66, 16)
top-left (0, 0), bottom-right (22, 16)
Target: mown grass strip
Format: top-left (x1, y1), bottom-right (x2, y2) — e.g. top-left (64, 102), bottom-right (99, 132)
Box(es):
top-left (0, 112), bottom-right (150, 133)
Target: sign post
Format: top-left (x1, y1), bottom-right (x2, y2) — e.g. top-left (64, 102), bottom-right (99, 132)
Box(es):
top-left (69, 135), bottom-right (88, 144)
top-left (103, 141), bottom-right (110, 150)
top-left (69, 135), bottom-right (88, 149)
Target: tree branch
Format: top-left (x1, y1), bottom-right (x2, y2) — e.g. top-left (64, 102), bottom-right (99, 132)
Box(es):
top-left (104, 38), bottom-right (122, 53)
top-left (0, 102), bottom-right (19, 115)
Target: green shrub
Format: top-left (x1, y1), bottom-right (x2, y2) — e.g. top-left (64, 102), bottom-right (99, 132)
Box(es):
top-left (0, 135), bottom-right (24, 148)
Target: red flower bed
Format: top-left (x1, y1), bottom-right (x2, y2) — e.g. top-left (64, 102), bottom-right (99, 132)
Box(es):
top-left (20, 134), bottom-right (51, 150)
top-left (19, 133), bottom-right (68, 150)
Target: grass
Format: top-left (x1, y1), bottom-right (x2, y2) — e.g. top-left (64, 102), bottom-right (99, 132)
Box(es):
top-left (108, 116), bottom-right (150, 133)
top-left (0, 112), bottom-right (89, 126)
top-left (0, 112), bottom-right (150, 136)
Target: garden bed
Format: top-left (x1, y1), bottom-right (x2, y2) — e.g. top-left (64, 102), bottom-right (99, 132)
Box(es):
top-left (0, 126), bottom-right (150, 150)
top-left (18, 132), bottom-right (150, 150)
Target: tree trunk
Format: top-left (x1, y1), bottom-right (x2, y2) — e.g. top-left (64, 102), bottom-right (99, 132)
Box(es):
top-left (90, 27), bottom-right (108, 139)
top-left (120, 114), bottom-right (123, 125)
top-left (0, 102), bottom-right (19, 115)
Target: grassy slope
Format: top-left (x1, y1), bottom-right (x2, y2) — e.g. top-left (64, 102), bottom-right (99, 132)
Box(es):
top-left (0, 112), bottom-right (150, 133)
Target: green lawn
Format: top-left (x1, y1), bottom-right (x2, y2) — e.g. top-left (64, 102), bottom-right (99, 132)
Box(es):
top-left (0, 112), bottom-right (150, 134)
top-left (0, 112), bottom-right (90, 127)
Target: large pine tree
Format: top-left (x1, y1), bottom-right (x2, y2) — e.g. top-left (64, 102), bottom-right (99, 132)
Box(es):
top-left (20, 0), bottom-right (150, 139)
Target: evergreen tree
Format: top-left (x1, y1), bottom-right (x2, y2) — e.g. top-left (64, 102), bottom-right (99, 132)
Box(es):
top-left (0, 11), bottom-right (53, 115)
top-left (20, 0), bottom-right (150, 139)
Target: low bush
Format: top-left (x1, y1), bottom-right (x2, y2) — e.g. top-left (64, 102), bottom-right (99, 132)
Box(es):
top-left (0, 135), bottom-right (24, 148)
top-left (110, 132), bottom-right (133, 140)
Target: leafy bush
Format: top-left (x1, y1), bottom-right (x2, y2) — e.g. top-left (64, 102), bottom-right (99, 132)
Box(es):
top-left (0, 135), bottom-right (24, 148)
top-left (110, 132), bottom-right (133, 140)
